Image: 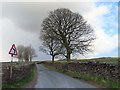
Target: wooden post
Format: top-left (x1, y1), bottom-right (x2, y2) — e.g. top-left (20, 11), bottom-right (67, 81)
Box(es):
top-left (10, 54), bottom-right (13, 79)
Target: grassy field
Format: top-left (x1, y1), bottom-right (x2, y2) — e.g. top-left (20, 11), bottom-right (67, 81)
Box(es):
top-left (56, 57), bottom-right (119, 64)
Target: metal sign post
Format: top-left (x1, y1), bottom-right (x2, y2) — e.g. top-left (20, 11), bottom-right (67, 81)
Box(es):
top-left (9, 44), bottom-right (17, 79)
top-left (10, 54), bottom-right (13, 79)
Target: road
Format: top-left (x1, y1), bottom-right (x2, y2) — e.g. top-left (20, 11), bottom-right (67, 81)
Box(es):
top-left (34, 64), bottom-right (98, 88)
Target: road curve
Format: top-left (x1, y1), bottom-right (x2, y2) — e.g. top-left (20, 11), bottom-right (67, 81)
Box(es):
top-left (34, 64), bottom-right (98, 88)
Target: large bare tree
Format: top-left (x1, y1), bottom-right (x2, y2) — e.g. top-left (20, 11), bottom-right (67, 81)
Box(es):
top-left (40, 30), bottom-right (61, 63)
top-left (41, 8), bottom-right (95, 61)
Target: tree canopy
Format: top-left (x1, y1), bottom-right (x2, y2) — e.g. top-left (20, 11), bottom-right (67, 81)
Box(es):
top-left (17, 45), bottom-right (36, 62)
top-left (40, 8), bottom-right (95, 61)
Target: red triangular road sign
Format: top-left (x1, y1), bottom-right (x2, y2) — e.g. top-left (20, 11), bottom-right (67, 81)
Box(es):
top-left (9, 44), bottom-right (17, 55)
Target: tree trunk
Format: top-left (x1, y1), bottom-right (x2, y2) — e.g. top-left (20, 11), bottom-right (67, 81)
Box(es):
top-left (30, 57), bottom-right (32, 62)
top-left (66, 52), bottom-right (71, 62)
top-left (52, 55), bottom-right (55, 63)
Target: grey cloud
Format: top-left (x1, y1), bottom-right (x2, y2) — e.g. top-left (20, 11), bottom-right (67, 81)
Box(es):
top-left (2, 2), bottom-right (95, 61)
top-left (2, 2), bottom-right (93, 34)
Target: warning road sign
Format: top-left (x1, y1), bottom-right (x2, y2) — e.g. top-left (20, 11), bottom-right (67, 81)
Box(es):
top-left (9, 44), bottom-right (17, 56)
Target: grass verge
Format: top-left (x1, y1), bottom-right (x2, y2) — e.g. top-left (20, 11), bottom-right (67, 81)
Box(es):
top-left (43, 63), bottom-right (119, 89)
top-left (2, 64), bottom-right (36, 89)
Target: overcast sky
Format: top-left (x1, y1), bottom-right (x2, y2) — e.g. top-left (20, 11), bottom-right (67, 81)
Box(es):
top-left (0, 1), bottom-right (119, 62)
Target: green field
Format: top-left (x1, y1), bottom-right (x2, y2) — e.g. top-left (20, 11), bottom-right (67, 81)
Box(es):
top-left (56, 57), bottom-right (119, 64)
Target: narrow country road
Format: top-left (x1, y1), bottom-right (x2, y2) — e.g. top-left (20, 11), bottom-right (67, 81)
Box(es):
top-left (34, 64), bottom-right (98, 88)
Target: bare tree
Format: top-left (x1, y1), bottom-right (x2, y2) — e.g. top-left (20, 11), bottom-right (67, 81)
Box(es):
top-left (23, 46), bottom-right (29, 62)
top-left (41, 8), bottom-right (95, 61)
top-left (29, 45), bottom-right (37, 62)
top-left (17, 45), bottom-right (36, 62)
top-left (40, 30), bottom-right (61, 63)
top-left (23, 46), bottom-right (36, 62)
top-left (17, 45), bottom-right (24, 62)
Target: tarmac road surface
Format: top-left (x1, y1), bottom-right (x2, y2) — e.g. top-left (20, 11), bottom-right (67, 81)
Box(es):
top-left (34, 64), bottom-right (98, 88)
